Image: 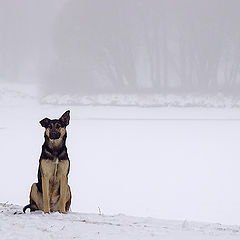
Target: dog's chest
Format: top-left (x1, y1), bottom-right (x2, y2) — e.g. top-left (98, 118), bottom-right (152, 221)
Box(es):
top-left (53, 157), bottom-right (59, 181)
top-left (41, 158), bottom-right (69, 181)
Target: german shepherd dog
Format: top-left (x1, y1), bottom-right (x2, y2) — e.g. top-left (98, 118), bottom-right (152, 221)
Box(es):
top-left (23, 111), bottom-right (71, 213)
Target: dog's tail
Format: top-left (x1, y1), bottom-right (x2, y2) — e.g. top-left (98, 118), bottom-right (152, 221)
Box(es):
top-left (23, 204), bottom-right (31, 213)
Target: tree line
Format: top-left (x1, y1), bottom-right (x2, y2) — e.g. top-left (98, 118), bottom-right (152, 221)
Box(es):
top-left (1, 0), bottom-right (240, 95)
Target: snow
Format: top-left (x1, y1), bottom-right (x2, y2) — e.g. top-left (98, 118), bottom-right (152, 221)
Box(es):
top-left (1, 203), bottom-right (240, 240)
top-left (1, 83), bottom-right (240, 238)
top-left (41, 93), bottom-right (240, 108)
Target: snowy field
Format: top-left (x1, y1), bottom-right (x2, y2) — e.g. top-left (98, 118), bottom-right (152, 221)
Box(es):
top-left (1, 203), bottom-right (240, 240)
top-left (1, 84), bottom-right (240, 239)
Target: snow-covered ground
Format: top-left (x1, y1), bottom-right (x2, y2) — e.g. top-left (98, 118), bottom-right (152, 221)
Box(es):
top-left (1, 203), bottom-right (240, 240)
top-left (1, 83), bottom-right (240, 239)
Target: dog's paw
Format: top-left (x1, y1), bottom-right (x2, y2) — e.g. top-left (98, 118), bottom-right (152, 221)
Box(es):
top-left (59, 209), bottom-right (67, 214)
top-left (43, 209), bottom-right (50, 214)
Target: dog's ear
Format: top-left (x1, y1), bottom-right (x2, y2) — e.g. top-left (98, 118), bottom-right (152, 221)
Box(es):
top-left (40, 118), bottom-right (51, 128)
top-left (59, 110), bottom-right (70, 126)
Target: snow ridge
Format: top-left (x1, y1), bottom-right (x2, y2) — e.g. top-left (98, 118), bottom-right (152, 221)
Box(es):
top-left (1, 203), bottom-right (240, 240)
top-left (41, 94), bottom-right (240, 108)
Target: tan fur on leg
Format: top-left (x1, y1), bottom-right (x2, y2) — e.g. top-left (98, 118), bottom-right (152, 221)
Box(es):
top-left (29, 183), bottom-right (43, 211)
top-left (59, 176), bottom-right (68, 213)
top-left (42, 176), bottom-right (50, 213)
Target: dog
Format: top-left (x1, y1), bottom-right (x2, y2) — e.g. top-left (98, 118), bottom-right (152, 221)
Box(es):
top-left (23, 110), bottom-right (71, 213)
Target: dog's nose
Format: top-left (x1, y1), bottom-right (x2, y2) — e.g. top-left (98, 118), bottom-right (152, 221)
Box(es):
top-left (49, 131), bottom-right (61, 139)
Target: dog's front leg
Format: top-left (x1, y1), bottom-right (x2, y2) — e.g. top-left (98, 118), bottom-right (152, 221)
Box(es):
top-left (41, 160), bottom-right (51, 214)
top-left (42, 176), bottom-right (50, 213)
top-left (59, 175), bottom-right (68, 213)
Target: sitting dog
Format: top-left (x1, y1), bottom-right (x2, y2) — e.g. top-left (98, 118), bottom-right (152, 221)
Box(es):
top-left (23, 110), bottom-right (71, 213)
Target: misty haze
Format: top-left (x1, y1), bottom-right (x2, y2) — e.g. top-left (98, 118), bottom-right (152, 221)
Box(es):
top-left (1, 0), bottom-right (240, 97)
top-left (1, 1), bottom-right (240, 239)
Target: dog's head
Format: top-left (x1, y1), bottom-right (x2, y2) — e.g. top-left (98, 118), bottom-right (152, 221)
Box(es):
top-left (40, 110), bottom-right (70, 140)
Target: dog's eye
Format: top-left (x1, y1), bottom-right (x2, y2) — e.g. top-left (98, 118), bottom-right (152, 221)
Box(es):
top-left (55, 124), bottom-right (61, 129)
top-left (48, 124), bottom-right (52, 129)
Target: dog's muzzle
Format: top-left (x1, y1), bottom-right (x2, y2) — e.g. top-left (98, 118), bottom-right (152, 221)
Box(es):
top-left (49, 131), bottom-right (61, 140)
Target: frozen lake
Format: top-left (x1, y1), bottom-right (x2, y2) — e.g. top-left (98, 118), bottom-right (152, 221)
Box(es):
top-left (1, 100), bottom-right (240, 225)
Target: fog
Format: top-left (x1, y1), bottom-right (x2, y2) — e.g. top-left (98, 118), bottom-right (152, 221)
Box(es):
top-left (0, 0), bottom-right (64, 83)
top-left (0, 0), bottom-right (240, 96)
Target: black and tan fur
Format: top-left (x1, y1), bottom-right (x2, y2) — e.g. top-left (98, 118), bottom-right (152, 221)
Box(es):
top-left (23, 111), bottom-right (71, 214)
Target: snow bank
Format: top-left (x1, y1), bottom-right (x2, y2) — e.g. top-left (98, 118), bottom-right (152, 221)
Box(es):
top-left (41, 93), bottom-right (240, 108)
top-left (1, 203), bottom-right (240, 240)
top-left (1, 83), bottom-right (239, 108)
